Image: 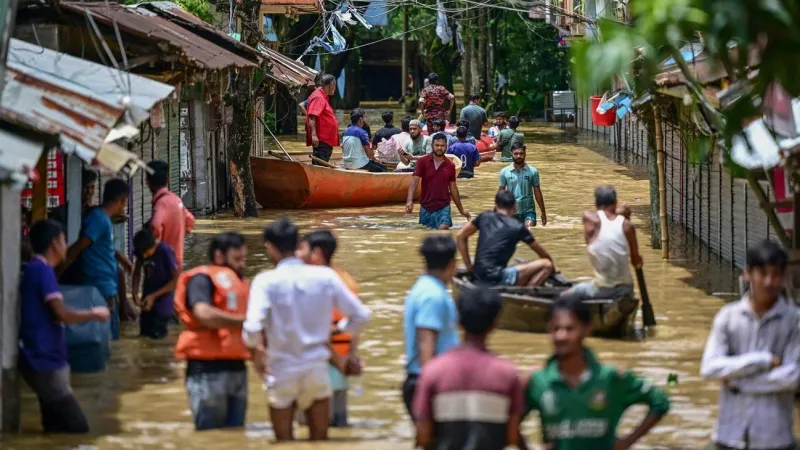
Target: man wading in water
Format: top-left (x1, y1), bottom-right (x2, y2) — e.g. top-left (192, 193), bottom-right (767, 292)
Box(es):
top-left (405, 133), bottom-right (470, 230)
top-left (521, 299), bottom-right (670, 450)
top-left (560, 185), bottom-right (641, 302)
top-left (499, 143), bottom-right (547, 228)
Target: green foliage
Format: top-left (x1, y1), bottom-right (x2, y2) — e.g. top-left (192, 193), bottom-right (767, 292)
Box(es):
top-left (124, 0), bottom-right (214, 23)
top-left (495, 15), bottom-right (570, 115)
top-left (570, 0), bottom-right (800, 167)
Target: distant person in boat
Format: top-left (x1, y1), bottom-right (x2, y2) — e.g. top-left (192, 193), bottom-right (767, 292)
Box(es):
top-left (456, 190), bottom-right (554, 287)
top-left (405, 133), bottom-right (470, 230)
top-left (419, 72), bottom-right (455, 123)
top-left (499, 143), bottom-right (547, 227)
top-left (342, 109), bottom-right (387, 173)
top-left (399, 87), bottom-right (419, 116)
top-left (306, 74), bottom-right (339, 165)
top-left (559, 185), bottom-right (641, 303)
top-left (488, 111), bottom-right (507, 138)
top-left (297, 230), bottom-right (363, 428)
top-left (446, 126), bottom-right (481, 179)
top-left (393, 115), bottom-right (413, 154)
top-left (372, 110), bottom-right (402, 148)
top-left (700, 240), bottom-right (800, 450)
top-left (402, 234), bottom-right (461, 420)
top-left (497, 116), bottom-right (524, 162)
top-left (459, 93), bottom-right (488, 139)
top-left (398, 119), bottom-right (431, 171)
top-left (413, 286), bottom-right (523, 450)
top-left (519, 299), bottom-right (669, 450)
top-left (430, 118), bottom-right (456, 148)
top-left (353, 107), bottom-right (371, 140)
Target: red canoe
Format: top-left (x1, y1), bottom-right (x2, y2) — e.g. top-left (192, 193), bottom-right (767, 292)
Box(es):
top-left (250, 156), bottom-right (461, 209)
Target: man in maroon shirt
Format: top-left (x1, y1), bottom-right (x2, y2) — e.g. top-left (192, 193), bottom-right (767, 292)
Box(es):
top-left (413, 286), bottom-right (523, 450)
top-left (306, 74), bottom-right (340, 164)
top-left (405, 133), bottom-right (470, 230)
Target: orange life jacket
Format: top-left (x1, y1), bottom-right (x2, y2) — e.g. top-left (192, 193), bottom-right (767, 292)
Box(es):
top-left (174, 265), bottom-right (251, 361)
top-left (331, 268), bottom-right (359, 357)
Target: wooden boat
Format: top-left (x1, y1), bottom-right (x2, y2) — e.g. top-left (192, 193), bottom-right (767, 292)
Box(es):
top-left (250, 154), bottom-right (462, 209)
top-left (451, 271), bottom-right (640, 338)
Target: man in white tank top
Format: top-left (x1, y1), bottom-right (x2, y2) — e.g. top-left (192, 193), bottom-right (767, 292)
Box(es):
top-left (560, 185), bottom-right (642, 302)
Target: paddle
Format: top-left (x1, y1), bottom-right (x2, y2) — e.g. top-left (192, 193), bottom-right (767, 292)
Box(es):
top-left (636, 267), bottom-right (657, 327)
top-left (267, 150), bottom-right (290, 160)
top-left (309, 155), bottom-right (338, 169)
top-left (257, 116), bottom-right (293, 161)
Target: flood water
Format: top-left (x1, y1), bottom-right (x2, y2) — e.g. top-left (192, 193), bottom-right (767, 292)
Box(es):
top-left (7, 113), bottom-right (746, 449)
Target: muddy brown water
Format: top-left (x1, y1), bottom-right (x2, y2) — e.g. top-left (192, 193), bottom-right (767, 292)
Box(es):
top-left (7, 116), bottom-right (746, 449)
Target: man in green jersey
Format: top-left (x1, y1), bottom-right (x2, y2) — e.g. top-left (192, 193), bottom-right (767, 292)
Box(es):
top-left (521, 299), bottom-right (669, 450)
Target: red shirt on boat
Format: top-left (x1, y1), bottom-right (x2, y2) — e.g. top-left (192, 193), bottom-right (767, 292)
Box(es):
top-left (413, 153), bottom-right (456, 212)
top-left (305, 87), bottom-right (340, 147)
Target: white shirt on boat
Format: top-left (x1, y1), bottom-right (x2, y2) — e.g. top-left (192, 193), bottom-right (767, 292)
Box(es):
top-left (587, 210), bottom-right (633, 287)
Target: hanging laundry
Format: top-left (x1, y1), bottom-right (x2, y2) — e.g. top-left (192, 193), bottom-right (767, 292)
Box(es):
top-left (436, 0), bottom-right (452, 45)
top-left (363, 0), bottom-right (388, 27)
top-left (455, 23), bottom-right (465, 53)
top-left (315, 54), bottom-right (322, 72)
top-left (337, 70), bottom-right (346, 99)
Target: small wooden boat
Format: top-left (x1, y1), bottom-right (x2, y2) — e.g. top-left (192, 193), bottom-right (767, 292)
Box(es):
top-left (250, 154), bottom-right (462, 209)
top-left (451, 271), bottom-right (639, 338)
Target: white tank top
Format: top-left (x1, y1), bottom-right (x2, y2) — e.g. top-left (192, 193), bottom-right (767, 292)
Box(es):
top-left (587, 210), bottom-right (633, 287)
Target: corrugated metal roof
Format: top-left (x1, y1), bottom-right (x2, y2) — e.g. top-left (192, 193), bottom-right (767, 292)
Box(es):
top-left (59, 2), bottom-right (258, 71)
top-left (2, 38), bottom-right (174, 164)
top-left (138, 2), bottom-right (315, 88)
top-left (261, 46), bottom-right (317, 88)
top-left (261, 0), bottom-right (322, 12)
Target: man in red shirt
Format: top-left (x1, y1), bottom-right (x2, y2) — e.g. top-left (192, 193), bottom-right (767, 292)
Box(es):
top-left (418, 72), bottom-right (454, 123)
top-left (306, 74), bottom-right (340, 164)
top-left (405, 133), bottom-right (470, 230)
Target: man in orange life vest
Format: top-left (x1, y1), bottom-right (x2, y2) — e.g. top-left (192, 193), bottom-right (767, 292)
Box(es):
top-left (297, 230), bottom-right (362, 427)
top-left (174, 232), bottom-right (250, 431)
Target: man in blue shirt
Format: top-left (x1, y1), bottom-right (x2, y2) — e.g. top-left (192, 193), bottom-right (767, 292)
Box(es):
top-left (61, 178), bottom-right (133, 340)
top-left (21, 220), bottom-right (109, 433)
top-left (132, 228), bottom-right (179, 340)
top-left (402, 234), bottom-right (460, 419)
top-left (342, 109), bottom-right (387, 172)
top-left (447, 126), bottom-right (482, 179)
top-left (459, 93), bottom-right (488, 139)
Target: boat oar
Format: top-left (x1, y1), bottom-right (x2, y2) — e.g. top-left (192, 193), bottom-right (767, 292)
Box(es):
top-left (309, 155), bottom-right (338, 169)
top-left (257, 116), bottom-right (293, 161)
top-left (268, 150), bottom-right (290, 160)
top-left (636, 267), bottom-right (657, 327)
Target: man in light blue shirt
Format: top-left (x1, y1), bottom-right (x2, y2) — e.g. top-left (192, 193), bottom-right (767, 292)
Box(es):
top-left (402, 234), bottom-right (460, 419)
top-left (499, 143), bottom-right (548, 227)
top-left (342, 109), bottom-right (387, 172)
top-left (61, 178), bottom-right (133, 340)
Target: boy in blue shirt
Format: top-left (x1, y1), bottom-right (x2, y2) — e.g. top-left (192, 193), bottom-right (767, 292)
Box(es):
top-left (132, 228), bottom-right (179, 340)
top-left (20, 219), bottom-right (109, 433)
top-left (402, 234), bottom-right (460, 419)
top-left (447, 126), bottom-right (482, 179)
top-left (61, 178), bottom-right (133, 340)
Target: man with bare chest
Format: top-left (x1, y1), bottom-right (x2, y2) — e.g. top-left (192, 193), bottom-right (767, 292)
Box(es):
top-left (560, 185), bottom-right (642, 302)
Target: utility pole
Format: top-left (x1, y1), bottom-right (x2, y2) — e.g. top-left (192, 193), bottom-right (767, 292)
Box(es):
top-left (0, 0), bottom-right (21, 433)
top-left (401, 2), bottom-right (408, 94)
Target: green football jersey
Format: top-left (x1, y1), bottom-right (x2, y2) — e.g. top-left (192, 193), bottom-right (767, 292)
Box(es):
top-left (525, 349), bottom-right (670, 450)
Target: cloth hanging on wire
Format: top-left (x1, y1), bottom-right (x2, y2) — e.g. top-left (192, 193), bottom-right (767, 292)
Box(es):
top-left (436, 0), bottom-right (452, 44)
top-left (455, 23), bottom-right (465, 53)
top-left (298, 2), bottom-right (372, 59)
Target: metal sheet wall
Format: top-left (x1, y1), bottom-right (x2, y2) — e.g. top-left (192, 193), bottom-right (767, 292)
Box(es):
top-left (576, 97), bottom-right (778, 269)
top-left (168, 102), bottom-right (181, 192)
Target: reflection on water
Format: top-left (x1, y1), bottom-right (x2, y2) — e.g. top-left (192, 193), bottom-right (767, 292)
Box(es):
top-left (8, 117), bottom-right (745, 449)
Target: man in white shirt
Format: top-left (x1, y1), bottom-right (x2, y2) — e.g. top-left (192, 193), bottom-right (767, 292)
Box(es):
top-left (243, 217), bottom-right (370, 442)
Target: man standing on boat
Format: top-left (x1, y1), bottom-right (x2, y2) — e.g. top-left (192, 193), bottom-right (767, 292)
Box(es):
top-left (342, 109), bottom-right (387, 173)
top-left (559, 185), bottom-right (641, 302)
top-left (499, 143), bottom-right (547, 228)
top-left (456, 190), bottom-right (554, 287)
top-left (520, 299), bottom-right (669, 450)
top-left (306, 74), bottom-right (339, 165)
top-left (419, 72), bottom-right (455, 124)
top-left (405, 133), bottom-right (470, 230)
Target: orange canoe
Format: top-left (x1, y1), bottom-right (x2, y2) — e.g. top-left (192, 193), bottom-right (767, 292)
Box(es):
top-left (250, 156), bottom-right (461, 209)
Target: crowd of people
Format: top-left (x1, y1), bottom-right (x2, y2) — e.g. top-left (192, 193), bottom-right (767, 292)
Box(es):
top-left (14, 71), bottom-right (800, 450)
